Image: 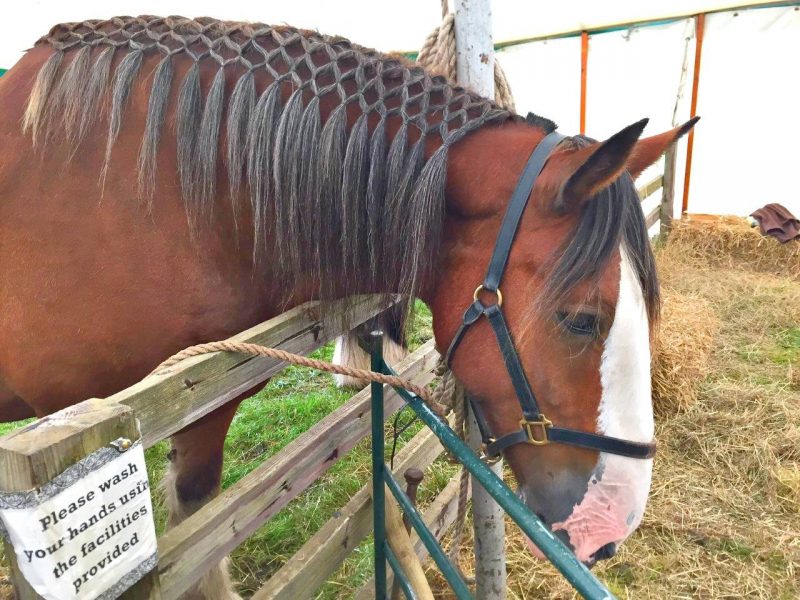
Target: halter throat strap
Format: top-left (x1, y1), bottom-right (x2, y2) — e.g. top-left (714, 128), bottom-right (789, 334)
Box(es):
top-left (444, 130), bottom-right (656, 461)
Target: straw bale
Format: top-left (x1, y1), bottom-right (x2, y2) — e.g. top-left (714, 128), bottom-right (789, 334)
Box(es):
top-left (665, 215), bottom-right (799, 279)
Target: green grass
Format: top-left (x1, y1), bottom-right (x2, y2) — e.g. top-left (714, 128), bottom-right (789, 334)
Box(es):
top-left (0, 418), bottom-right (32, 437)
top-left (770, 326), bottom-right (800, 365)
top-left (717, 539), bottom-right (756, 560)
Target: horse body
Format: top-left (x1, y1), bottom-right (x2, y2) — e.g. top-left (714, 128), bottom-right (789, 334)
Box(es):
top-left (0, 16), bottom-right (696, 596)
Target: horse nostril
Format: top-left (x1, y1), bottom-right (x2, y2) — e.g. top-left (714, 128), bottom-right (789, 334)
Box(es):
top-left (592, 542), bottom-right (618, 562)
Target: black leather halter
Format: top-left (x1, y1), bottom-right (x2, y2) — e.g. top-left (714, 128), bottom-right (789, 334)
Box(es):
top-left (444, 131), bottom-right (657, 461)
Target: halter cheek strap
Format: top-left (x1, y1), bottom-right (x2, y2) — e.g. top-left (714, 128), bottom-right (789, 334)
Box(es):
top-left (444, 130), bottom-right (657, 461)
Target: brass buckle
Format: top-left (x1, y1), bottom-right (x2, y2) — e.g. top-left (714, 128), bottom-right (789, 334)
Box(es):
top-left (521, 416), bottom-right (552, 446)
top-left (473, 284), bottom-right (503, 307)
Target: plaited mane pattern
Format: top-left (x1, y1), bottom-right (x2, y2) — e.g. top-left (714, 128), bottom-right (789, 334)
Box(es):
top-left (24, 15), bottom-right (514, 304)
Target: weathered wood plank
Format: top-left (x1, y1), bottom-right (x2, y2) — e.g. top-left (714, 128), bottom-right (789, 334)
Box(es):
top-left (0, 399), bottom-right (141, 600)
top-left (660, 146), bottom-right (677, 234)
top-left (645, 204), bottom-right (661, 229)
top-left (256, 420), bottom-right (446, 599)
top-left (637, 174), bottom-right (664, 201)
top-left (107, 295), bottom-right (393, 448)
top-left (354, 474), bottom-right (470, 600)
top-left (0, 399), bottom-right (138, 492)
top-left (154, 342), bottom-right (440, 600)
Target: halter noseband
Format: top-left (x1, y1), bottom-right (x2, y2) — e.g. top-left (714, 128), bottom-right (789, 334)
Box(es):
top-left (444, 130), bottom-right (657, 461)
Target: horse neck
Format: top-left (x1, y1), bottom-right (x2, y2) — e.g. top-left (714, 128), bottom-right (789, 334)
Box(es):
top-left (418, 121), bottom-right (547, 304)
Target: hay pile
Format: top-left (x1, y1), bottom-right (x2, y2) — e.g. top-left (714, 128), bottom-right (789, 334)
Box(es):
top-left (651, 289), bottom-right (718, 416)
top-left (668, 215), bottom-right (800, 279)
top-left (428, 215), bottom-right (800, 598)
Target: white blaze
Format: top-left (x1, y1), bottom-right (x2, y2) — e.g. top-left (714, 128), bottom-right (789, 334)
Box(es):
top-left (552, 245), bottom-right (654, 561)
top-left (597, 246), bottom-right (654, 442)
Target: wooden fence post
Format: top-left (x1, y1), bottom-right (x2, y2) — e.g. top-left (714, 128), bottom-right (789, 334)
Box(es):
top-left (0, 398), bottom-right (158, 599)
top-left (455, 1), bottom-right (508, 597)
top-left (661, 146), bottom-right (677, 234)
top-left (467, 409), bottom-right (507, 598)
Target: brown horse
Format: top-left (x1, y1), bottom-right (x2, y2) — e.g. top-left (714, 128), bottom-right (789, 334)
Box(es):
top-left (0, 16), bottom-right (695, 598)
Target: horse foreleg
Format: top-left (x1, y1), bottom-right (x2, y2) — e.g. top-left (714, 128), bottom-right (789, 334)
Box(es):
top-left (333, 302), bottom-right (409, 388)
top-left (0, 380), bottom-right (35, 422)
top-left (162, 397), bottom-right (249, 600)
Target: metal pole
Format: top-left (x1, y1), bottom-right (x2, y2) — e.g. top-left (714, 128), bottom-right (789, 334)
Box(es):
top-left (681, 13), bottom-right (705, 214)
top-left (371, 331), bottom-right (388, 599)
top-left (454, 3), bottom-right (507, 596)
top-left (579, 31), bottom-right (589, 135)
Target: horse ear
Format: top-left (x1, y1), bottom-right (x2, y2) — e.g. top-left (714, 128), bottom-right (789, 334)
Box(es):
top-left (555, 119), bottom-right (649, 214)
top-left (626, 116), bottom-right (700, 179)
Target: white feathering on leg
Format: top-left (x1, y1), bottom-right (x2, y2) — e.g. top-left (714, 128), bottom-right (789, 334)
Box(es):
top-left (332, 333), bottom-right (408, 388)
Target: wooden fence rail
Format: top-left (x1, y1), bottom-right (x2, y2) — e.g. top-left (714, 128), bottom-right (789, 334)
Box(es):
top-left (0, 295), bottom-right (451, 600)
top-left (154, 342), bottom-right (438, 599)
top-left (110, 295), bottom-right (391, 448)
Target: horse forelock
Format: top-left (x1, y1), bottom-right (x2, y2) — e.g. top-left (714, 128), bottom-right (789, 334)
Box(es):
top-left (534, 136), bottom-right (660, 327)
top-left (23, 15), bottom-right (515, 311)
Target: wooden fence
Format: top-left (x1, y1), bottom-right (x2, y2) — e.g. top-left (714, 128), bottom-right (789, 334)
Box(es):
top-left (638, 147), bottom-right (678, 234)
top-left (0, 295), bottom-right (457, 599)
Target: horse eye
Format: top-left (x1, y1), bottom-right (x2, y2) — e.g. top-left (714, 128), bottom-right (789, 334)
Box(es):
top-left (557, 312), bottom-right (599, 337)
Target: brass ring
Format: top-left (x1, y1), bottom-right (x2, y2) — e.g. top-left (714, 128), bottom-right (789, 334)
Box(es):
top-left (473, 284), bottom-right (503, 307)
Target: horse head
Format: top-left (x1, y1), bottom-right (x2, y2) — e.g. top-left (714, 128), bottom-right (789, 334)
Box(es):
top-left (429, 116), bottom-right (698, 564)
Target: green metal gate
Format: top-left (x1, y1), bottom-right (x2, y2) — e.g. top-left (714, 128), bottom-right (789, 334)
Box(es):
top-left (369, 332), bottom-right (616, 599)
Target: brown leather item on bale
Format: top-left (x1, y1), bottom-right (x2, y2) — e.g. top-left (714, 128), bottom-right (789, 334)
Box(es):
top-left (750, 203), bottom-right (800, 243)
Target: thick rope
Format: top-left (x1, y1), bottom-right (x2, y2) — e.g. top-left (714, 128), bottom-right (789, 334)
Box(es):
top-left (150, 341), bottom-right (449, 418)
top-left (417, 10), bottom-right (516, 112)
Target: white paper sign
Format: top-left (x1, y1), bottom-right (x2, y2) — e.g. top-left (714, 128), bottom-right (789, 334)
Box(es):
top-left (0, 442), bottom-right (157, 600)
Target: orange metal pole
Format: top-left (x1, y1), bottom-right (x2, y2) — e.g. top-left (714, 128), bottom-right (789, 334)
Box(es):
top-left (682, 13), bottom-right (705, 214)
top-left (580, 31), bottom-right (588, 135)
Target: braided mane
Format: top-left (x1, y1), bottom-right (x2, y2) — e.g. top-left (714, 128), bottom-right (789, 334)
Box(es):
top-left (24, 15), bottom-right (515, 303)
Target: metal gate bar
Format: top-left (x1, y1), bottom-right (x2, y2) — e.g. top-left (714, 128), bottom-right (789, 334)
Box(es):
top-left (369, 332), bottom-right (616, 600)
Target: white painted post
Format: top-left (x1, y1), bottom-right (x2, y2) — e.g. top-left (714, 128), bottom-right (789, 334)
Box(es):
top-left (454, 2), bottom-right (507, 597)
top-left (454, 0), bottom-right (495, 96)
top-left (466, 410), bottom-right (507, 598)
